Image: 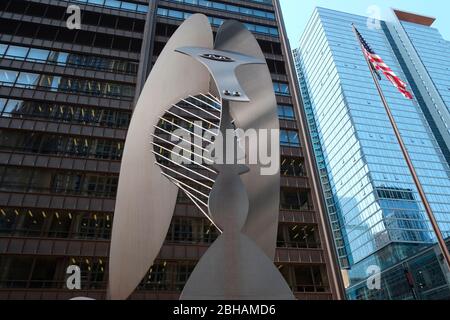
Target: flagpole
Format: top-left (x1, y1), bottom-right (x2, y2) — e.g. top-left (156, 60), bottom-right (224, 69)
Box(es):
top-left (352, 24), bottom-right (450, 270)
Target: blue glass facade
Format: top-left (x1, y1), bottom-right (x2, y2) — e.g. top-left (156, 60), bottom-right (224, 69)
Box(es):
top-left (295, 7), bottom-right (450, 299)
top-left (387, 19), bottom-right (450, 167)
top-left (294, 48), bottom-right (350, 268)
top-left (399, 22), bottom-right (450, 113)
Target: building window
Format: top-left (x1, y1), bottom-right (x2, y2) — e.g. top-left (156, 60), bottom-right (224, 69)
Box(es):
top-left (278, 104), bottom-right (295, 120)
top-left (29, 258), bottom-right (58, 289)
top-left (139, 261), bottom-right (197, 292)
top-left (277, 265), bottom-right (329, 294)
top-left (0, 256), bottom-right (63, 289)
top-left (0, 44), bottom-right (7, 55)
top-left (140, 263), bottom-right (171, 291)
top-left (280, 130), bottom-right (300, 147)
top-left (277, 224), bottom-right (320, 249)
top-left (0, 69), bottom-right (18, 85)
top-left (280, 189), bottom-right (311, 211)
top-left (174, 263), bottom-right (195, 291)
top-left (27, 48), bottom-right (50, 61)
top-left (293, 266), bottom-right (328, 293)
top-left (281, 157), bottom-right (305, 177)
top-left (165, 217), bottom-right (219, 245)
top-left (16, 72), bottom-right (40, 89)
top-left (273, 82), bottom-right (290, 96)
top-left (77, 213), bottom-right (112, 239)
top-left (6, 45), bottom-right (29, 59)
top-left (69, 257), bottom-right (106, 289)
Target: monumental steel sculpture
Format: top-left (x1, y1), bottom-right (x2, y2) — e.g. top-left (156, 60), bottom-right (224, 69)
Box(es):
top-left (108, 14), bottom-right (294, 300)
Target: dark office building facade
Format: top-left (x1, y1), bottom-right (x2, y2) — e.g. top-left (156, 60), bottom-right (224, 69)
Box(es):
top-left (0, 0), bottom-right (343, 300)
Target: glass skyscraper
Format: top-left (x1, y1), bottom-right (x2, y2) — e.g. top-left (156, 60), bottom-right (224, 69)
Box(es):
top-left (386, 13), bottom-right (450, 166)
top-left (294, 7), bottom-right (450, 299)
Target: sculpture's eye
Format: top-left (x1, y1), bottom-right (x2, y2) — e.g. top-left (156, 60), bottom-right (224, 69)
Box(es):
top-left (152, 93), bottom-right (221, 223)
top-left (223, 90), bottom-right (241, 97)
top-left (200, 53), bottom-right (234, 62)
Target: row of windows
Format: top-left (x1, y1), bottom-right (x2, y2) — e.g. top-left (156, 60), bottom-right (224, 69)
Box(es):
top-left (0, 43), bottom-right (139, 75)
top-left (0, 166), bottom-right (118, 198)
top-left (0, 208), bottom-right (111, 240)
top-left (0, 18), bottom-right (142, 53)
top-left (0, 207), bottom-right (221, 243)
top-left (142, 261), bottom-right (329, 293)
top-left (0, 69), bottom-right (135, 99)
top-left (166, 0), bottom-right (275, 20)
top-left (179, 185), bottom-right (312, 214)
top-left (159, 102), bottom-right (292, 125)
top-left (153, 23), bottom-right (283, 56)
top-left (376, 187), bottom-right (415, 201)
top-left (0, 254), bottom-right (327, 294)
top-left (156, 7), bottom-right (279, 37)
top-left (71, 0), bottom-right (148, 13)
top-left (0, 99), bottom-right (131, 129)
top-left (0, 256), bottom-right (105, 290)
top-left (156, 113), bottom-right (300, 148)
top-left (0, 206), bottom-right (317, 246)
top-left (0, 130), bottom-right (124, 160)
top-left (165, 214), bottom-right (320, 250)
top-left (1, 1), bottom-right (146, 33)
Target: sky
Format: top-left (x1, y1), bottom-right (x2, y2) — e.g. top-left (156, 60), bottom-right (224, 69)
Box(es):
top-left (280, 0), bottom-right (450, 48)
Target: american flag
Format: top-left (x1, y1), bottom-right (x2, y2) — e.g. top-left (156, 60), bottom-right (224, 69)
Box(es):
top-left (354, 26), bottom-right (413, 100)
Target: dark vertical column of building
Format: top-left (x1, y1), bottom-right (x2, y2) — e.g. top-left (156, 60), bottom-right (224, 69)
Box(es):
top-left (0, 0), bottom-right (147, 299)
top-left (130, 0), bottom-right (344, 300)
top-left (272, 0), bottom-right (345, 299)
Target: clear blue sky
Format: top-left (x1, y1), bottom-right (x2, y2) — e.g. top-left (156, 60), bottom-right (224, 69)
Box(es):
top-left (280, 0), bottom-right (450, 48)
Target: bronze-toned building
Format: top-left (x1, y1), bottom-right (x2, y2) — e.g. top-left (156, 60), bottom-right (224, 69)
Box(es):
top-left (0, 0), bottom-right (343, 300)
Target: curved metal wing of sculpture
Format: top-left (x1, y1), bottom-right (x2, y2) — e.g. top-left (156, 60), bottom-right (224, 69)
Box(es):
top-left (109, 14), bottom-right (281, 300)
top-left (108, 14), bottom-right (213, 300)
top-left (215, 21), bottom-right (281, 261)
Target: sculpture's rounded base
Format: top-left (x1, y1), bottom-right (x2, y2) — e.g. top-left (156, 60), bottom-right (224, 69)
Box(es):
top-left (180, 234), bottom-right (296, 300)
